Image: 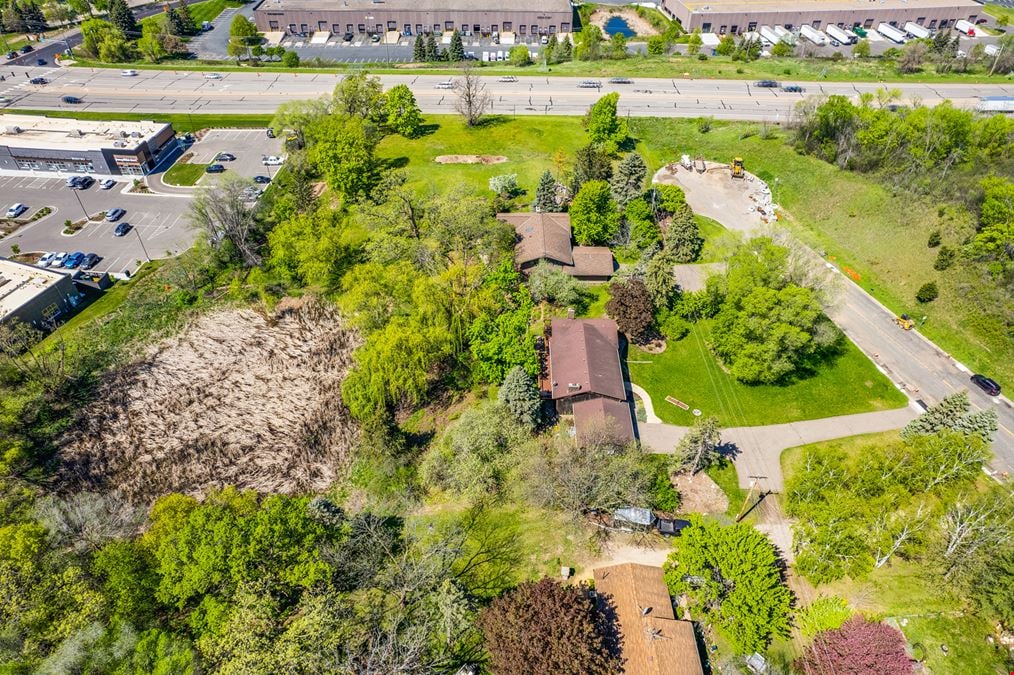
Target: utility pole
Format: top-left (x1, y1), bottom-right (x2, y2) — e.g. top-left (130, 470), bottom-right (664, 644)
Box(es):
top-left (735, 475), bottom-right (768, 522)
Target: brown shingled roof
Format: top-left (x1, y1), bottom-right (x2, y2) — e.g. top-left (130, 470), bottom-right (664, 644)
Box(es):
top-left (572, 397), bottom-right (635, 445)
top-left (549, 318), bottom-right (625, 401)
top-left (569, 246), bottom-right (617, 278)
top-left (497, 212), bottom-right (574, 266)
top-left (593, 563), bottom-right (704, 675)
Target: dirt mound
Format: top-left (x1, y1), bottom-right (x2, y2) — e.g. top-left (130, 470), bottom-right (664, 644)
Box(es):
top-left (58, 298), bottom-right (360, 502)
top-left (434, 155), bottom-right (508, 165)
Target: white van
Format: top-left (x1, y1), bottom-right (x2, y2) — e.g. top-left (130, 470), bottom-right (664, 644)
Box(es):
top-left (5, 203), bottom-right (27, 218)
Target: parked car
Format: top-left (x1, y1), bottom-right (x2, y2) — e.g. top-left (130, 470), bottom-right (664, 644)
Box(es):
top-left (99, 178), bottom-right (116, 190)
top-left (754, 79), bottom-right (780, 88)
top-left (81, 253), bottom-right (101, 270)
top-left (781, 84), bottom-right (804, 93)
top-left (105, 207), bottom-right (125, 222)
top-left (38, 252), bottom-right (57, 267)
top-left (253, 175), bottom-right (271, 184)
top-left (540, 35), bottom-right (549, 45)
top-left (70, 175), bottom-right (94, 189)
top-left (370, 33), bottom-right (381, 42)
top-left (265, 128), bottom-right (276, 138)
top-left (608, 77), bottom-right (633, 84)
top-left (52, 251), bottom-right (68, 266)
top-left (656, 518), bottom-right (692, 537)
top-left (434, 80), bottom-right (454, 89)
top-left (201, 20), bottom-right (213, 30)
top-left (5, 203), bottom-right (27, 218)
top-left (203, 72), bottom-right (222, 79)
top-left (121, 69), bottom-right (138, 77)
top-left (63, 251), bottom-right (85, 268)
top-left (342, 32), bottom-right (354, 42)
top-left (971, 374), bottom-right (1001, 397)
top-left (206, 163), bottom-right (225, 173)
top-left (4, 51), bottom-right (16, 59)
top-left (578, 80), bottom-right (602, 88)
top-left (113, 222), bottom-right (132, 237)
top-left (29, 77), bottom-right (47, 85)
top-left (261, 155), bottom-right (284, 166)
top-left (19, 44), bottom-right (33, 53)
top-left (215, 152), bottom-right (236, 161)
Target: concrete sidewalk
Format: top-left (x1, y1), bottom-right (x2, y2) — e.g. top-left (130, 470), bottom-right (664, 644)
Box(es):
top-left (639, 405), bottom-right (917, 492)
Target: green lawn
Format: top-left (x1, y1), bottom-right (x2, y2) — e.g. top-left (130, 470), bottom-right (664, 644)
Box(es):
top-left (704, 459), bottom-right (748, 521)
top-left (164, 162), bottom-right (210, 186)
top-left (3, 110), bottom-right (272, 133)
top-left (140, 0), bottom-right (244, 28)
top-left (780, 432), bottom-right (1010, 675)
top-left (628, 323), bottom-right (906, 427)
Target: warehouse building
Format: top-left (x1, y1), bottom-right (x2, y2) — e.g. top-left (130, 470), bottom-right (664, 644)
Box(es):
top-left (661, 0), bottom-right (983, 35)
top-left (0, 115), bottom-right (177, 176)
top-left (252, 0), bottom-right (574, 38)
top-left (0, 258), bottom-right (82, 329)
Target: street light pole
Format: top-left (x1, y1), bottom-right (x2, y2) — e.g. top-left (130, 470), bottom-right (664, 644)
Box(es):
top-left (134, 225), bottom-right (151, 263)
top-left (71, 186), bottom-right (89, 220)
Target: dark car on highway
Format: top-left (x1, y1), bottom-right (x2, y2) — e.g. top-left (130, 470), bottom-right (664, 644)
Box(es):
top-left (35, 58), bottom-right (46, 66)
top-left (81, 253), bottom-right (101, 270)
top-left (781, 84), bottom-right (804, 93)
top-left (206, 163), bottom-right (225, 173)
top-left (61, 95), bottom-right (81, 104)
top-left (113, 222), bottom-right (132, 237)
top-left (754, 80), bottom-right (780, 88)
top-left (29, 77), bottom-right (47, 85)
top-left (608, 77), bottom-right (633, 84)
top-left (971, 374), bottom-right (1001, 397)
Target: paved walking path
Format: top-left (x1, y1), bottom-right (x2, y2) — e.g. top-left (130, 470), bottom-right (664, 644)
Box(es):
top-left (628, 383), bottom-right (661, 423)
top-left (638, 405), bottom-right (918, 491)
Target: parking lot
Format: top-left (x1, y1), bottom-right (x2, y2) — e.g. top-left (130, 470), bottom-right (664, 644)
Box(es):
top-left (0, 175), bottom-right (195, 276)
top-left (185, 128), bottom-right (285, 184)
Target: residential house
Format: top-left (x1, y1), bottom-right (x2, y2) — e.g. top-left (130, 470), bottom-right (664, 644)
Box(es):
top-left (496, 212), bottom-right (616, 281)
top-left (547, 318), bottom-right (634, 444)
top-left (592, 563), bottom-right (705, 675)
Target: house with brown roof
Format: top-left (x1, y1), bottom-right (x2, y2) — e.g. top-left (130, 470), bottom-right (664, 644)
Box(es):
top-left (548, 318), bottom-right (634, 444)
top-left (593, 563), bottom-right (705, 675)
top-left (496, 212), bottom-right (616, 281)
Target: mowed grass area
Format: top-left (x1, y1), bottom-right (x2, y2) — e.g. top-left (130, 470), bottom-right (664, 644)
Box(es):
top-left (781, 433), bottom-right (1011, 675)
top-left (140, 0), bottom-right (244, 28)
top-left (381, 113), bottom-right (1013, 387)
top-left (164, 162), bottom-right (209, 186)
top-left (628, 324), bottom-right (906, 426)
top-left (3, 110), bottom-right (272, 133)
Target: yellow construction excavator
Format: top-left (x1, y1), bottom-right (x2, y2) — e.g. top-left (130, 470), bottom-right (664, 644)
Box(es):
top-left (730, 157), bottom-right (745, 179)
top-left (895, 314), bottom-right (914, 330)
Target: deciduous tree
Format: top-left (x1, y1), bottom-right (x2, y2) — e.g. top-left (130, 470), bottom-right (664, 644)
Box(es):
top-left (454, 63), bottom-right (491, 127)
top-left (570, 180), bottom-right (620, 245)
top-left (605, 278), bottom-right (654, 341)
top-left (383, 83), bottom-right (422, 138)
top-left (796, 617), bottom-right (910, 674)
top-left (585, 92), bottom-right (628, 153)
top-left (332, 71), bottom-right (386, 122)
top-left (189, 177), bottom-right (263, 267)
top-left (308, 115), bottom-right (378, 201)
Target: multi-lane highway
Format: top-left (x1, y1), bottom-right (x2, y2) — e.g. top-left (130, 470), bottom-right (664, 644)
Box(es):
top-left (1, 66), bottom-right (1011, 120)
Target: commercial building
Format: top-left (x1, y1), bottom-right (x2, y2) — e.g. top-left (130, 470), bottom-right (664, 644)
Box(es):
top-left (252, 0), bottom-right (574, 38)
top-left (498, 212), bottom-right (616, 282)
top-left (592, 563), bottom-right (705, 675)
top-left (0, 258), bottom-right (82, 329)
top-left (661, 0), bottom-right (983, 35)
top-left (546, 318), bottom-right (635, 445)
top-left (0, 115), bottom-right (176, 176)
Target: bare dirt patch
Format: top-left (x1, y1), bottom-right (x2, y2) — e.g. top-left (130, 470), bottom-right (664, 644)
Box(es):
top-left (434, 155), bottom-right (508, 165)
top-left (673, 471), bottom-right (729, 515)
top-left (589, 7), bottom-right (659, 37)
top-left (58, 298), bottom-right (360, 502)
top-left (654, 162), bottom-right (773, 233)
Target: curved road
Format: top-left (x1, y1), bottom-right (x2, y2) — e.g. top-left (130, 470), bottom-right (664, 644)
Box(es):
top-left (1, 66), bottom-right (1011, 120)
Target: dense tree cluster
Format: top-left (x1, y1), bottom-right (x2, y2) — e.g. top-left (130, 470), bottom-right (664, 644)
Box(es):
top-left (796, 617), bottom-right (912, 674)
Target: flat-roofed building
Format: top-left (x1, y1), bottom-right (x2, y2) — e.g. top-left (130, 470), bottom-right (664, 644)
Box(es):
top-left (0, 115), bottom-right (176, 176)
top-left (253, 0), bottom-right (573, 38)
top-left (0, 258), bottom-right (82, 329)
top-left (661, 0), bottom-right (982, 35)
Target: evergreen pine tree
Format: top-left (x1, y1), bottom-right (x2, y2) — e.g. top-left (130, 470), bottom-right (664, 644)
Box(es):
top-left (543, 33), bottom-right (558, 63)
top-left (107, 0), bottom-right (137, 35)
top-left (559, 35), bottom-right (573, 61)
top-left (533, 170), bottom-right (559, 212)
top-left (21, 1), bottom-right (46, 31)
top-left (413, 34), bottom-right (424, 61)
top-left (901, 391), bottom-right (970, 439)
top-left (449, 29), bottom-right (464, 61)
top-left (175, 0), bottom-right (196, 35)
top-left (498, 366), bottom-right (542, 429)
top-left (610, 152), bottom-right (646, 208)
top-left (663, 204), bottom-right (702, 262)
top-left (425, 34), bottom-right (438, 61)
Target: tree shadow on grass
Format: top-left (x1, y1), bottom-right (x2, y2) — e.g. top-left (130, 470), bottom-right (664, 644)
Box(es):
top-left (473, 114), bottom-right (512, 129)
top-left (413, 122), bottom-right (440, 138)
top-left (378, 156), bottom-right (409, 171)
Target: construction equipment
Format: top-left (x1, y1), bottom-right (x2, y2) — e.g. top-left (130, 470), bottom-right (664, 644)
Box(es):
top-left (895, 313), bottom-right (914, 330)
top-left (694, 154), bottom-right (707, 173)
top-left (730, 157), bottom-right (745, 179)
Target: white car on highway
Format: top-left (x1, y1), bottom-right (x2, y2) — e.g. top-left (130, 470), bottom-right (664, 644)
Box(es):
top-left (434, 80), bottom-right (454, 89)
top-left (204, 73), bottom-right (222, 80)
top-left (121, 69), bottom-right (138, 77)
top-left (261, 155), bottom-right (284, 166)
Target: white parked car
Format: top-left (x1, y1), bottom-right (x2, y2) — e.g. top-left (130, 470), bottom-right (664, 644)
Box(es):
top-left (204, 72), bottom-right (222, 79)
top-left (52, 252), bottom-right (68, 266)
top-left (261, 155), bottom-right (284, 166)
top-left (121, 69), bottom-right (138, 76)
top-left (100, 178), bottom-right (116, 190)
top-left (38, 252), bottom-right (57, 267)
top-left (5, 203), bottom-right (27, 218)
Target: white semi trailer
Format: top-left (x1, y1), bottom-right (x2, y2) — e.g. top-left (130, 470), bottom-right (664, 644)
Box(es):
top-left (955, 19), bottom-right (976, 36)
top-left (799, 25), bottom-right (829, 45)
top-left (976, 96), bottom-right (1014, 113)
top-left (759, 25), bottom-right (781, 45)
top-left (772, 25), bottom-right (796, 44)
top-left (877, 22), bottom-right (908, 43)
top-left (825, 24), bottom-right (857, 45)
top-left (904, 21), bottom-right (931, 39)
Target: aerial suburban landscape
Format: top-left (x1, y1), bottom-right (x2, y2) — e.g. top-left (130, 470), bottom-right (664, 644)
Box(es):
top-left (0, 0), bottom-right (1012, 670)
